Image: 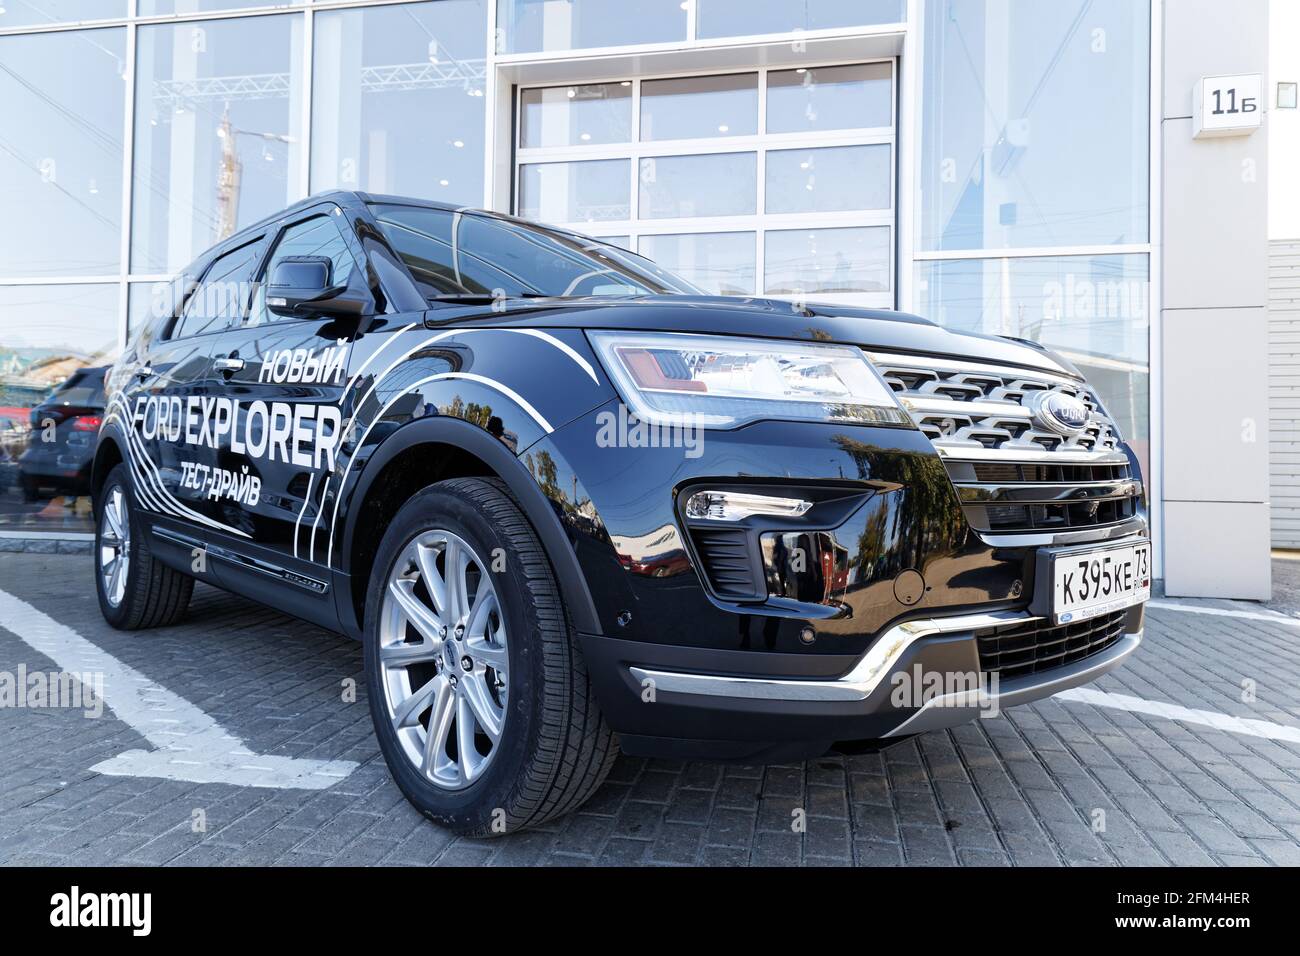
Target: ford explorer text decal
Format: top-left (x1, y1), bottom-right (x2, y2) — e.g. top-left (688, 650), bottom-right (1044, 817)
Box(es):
top-left (131, 395), bottom-right (343, 471)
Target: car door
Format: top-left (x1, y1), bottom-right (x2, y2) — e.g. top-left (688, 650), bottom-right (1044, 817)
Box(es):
top-left (128, 237), bottom-right (264, 540)
top-left (201, 205), bottom-right (364, 614)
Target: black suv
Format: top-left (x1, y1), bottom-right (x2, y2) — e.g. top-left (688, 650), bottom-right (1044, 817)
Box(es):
top-left (93, 191), bottom-right (1150, 836)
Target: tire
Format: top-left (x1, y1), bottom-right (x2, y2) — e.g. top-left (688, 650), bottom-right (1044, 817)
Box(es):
top-left (94, 463), bottom-right (194, 630)
top-left (364, 477), bottom-right (617, 837)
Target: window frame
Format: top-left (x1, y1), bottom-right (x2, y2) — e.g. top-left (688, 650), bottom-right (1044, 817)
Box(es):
top-left (165, 234), bottom-right (267, 342)
top-left (512, 59), bottom-right (898, 305)
top-left (245, 206), bottom-right (363, 327)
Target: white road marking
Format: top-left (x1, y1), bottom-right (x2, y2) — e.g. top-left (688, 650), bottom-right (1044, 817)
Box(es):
top-left (1147, 599), bottom-right (1300, 626)
top-left (0, 588), bottom-right (358, 789)
top-left (1054, 687), bottom-right (1300, 744)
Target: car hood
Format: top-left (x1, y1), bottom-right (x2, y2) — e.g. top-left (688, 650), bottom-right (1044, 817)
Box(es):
top-left (418, 294), bottom-right (1082, 380)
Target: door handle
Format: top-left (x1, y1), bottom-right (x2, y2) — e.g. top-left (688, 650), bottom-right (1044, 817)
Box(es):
top-left (214, 356), bottom-right (245, 373)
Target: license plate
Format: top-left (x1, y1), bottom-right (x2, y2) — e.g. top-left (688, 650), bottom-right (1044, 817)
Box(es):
top-left (1049, 541), bottom-right (1150, 625)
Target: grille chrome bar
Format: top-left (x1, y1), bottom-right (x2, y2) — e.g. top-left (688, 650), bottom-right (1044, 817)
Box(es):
top-left (956, 479), bottom-right (1143, 506)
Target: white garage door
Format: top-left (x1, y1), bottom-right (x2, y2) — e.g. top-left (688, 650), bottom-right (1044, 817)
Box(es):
top-left (1270, 239), bottom-right (1300, 548)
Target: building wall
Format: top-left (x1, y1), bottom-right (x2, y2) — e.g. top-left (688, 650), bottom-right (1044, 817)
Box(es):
top-left (1160, 0), bottom-right (1271, 597)
top-left (1, 0), bottom-right (1247, 601)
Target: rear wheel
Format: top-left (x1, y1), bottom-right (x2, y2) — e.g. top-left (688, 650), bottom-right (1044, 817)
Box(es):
top-left (365, 477), bottom-right (616, 837)
top-left (95, 463), bottom-right (194, 629)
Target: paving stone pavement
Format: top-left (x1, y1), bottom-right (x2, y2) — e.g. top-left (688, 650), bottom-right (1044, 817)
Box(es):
top-left (2, 552), bottom-right (1300, 867)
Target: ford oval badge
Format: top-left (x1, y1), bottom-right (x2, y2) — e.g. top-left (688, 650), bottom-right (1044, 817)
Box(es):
top-left (1030, 391), bottom-right (1090, 436)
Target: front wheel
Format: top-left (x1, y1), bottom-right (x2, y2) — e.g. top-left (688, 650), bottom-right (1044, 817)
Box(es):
top-left (94, 463), bottom-right (194, 629)
top-left (364, 477), bottom-right (616, 837)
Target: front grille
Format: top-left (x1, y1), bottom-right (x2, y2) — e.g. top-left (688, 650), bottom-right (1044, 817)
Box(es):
top-left (870, 350), bottom-right (1122, 456)
top-left (690, 527), bottom-right (763, 600)
top-left (869, 351), bottom-right (1141, 534)
top-left (975, 611), bottom-right (1127, 680)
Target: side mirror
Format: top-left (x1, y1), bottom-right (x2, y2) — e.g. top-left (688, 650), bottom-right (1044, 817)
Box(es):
top-left (266, 256), bottom-right (368, 318)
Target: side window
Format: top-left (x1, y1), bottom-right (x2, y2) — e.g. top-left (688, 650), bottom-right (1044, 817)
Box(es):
top-left (171, 240), bottom-right (263, 339)
top-left (248, 214), bottom-right (360, 326)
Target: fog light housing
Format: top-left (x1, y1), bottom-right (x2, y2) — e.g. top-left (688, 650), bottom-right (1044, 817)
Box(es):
top-left (684, 490), bottom-right (813, 522)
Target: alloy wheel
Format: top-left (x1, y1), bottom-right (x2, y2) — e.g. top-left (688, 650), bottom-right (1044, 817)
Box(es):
top-left (379, 530), bottom-right (509, 790)
top-left (99, 485), bottom-right (131, 607)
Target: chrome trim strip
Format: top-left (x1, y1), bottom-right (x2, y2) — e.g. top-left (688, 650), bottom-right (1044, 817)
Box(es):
top-left (935, 446), bottom-right (1131, 465)
top-left (976, 518), bottom-right (1148, 549)
top-left (629, 609), bottom-right (1035, 703)
top-left (956, 479), bottom-right (1143, 505)
top-left (866, 350), bottom-right (1083, 387)
top-left (901, 396), bottom-right (1034, 420)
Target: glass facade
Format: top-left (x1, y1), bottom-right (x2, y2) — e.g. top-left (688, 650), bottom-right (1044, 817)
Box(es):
top-left (916, 0), bottom-right (1152, 481)
top-left (0, 0), bottom-right (1152, 534)
top-left (310, 0), bottom-right (487, 203)
top-left (918, 0), bottom-right (1149, 251)
top-left (0, 28), bottom-right (126, 278)
top-left (131, 15), bottom-right (305, 274)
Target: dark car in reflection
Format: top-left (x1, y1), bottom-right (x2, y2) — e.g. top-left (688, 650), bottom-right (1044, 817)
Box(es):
top-left (18, 365), bottom-right (106, 501)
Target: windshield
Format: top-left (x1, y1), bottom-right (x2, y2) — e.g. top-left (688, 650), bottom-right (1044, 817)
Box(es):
top-left (369, 203), bottom-right (701, 302)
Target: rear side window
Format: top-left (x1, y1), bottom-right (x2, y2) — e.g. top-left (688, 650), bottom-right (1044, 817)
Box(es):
top-left (171, 239), bottom-right (263, 339)
top-left (247, 214), bottom-right (360, 327)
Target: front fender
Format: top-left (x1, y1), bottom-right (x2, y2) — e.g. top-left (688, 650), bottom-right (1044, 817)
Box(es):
top-left (335, 415), bottom-right (604, 636)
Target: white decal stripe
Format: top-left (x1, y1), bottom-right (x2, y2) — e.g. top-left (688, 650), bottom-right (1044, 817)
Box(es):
top-left (293, 472), bottom-right (315, 560)
top-left (107, 394), bottom-right (253, 539)
top-left (111, 396), bottom-right (200, 521)
top-left (115, 426), bottom-right (171, 517)
top-left (341, 326), bottom-right (599, 442)
top-left (103, 402), bottom-right (184, 519)
top-left (437, 373), bottom-right (554, 432)
top-left (325, 370), bottom-right (555, 566)
top-left (343, 328), bottom-right (461, 440)
top-left (503, 328), bottom-right (600, 384)
top-left (309, 477), bottom-right (330, 564)
top-left (342, 321), bottom-right (419, 394)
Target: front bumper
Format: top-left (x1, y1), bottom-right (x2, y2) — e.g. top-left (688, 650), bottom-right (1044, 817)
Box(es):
top-left (535, 397), bottom-right (1147, 760)
top-left (581, 602), bottom-right (1144, 761)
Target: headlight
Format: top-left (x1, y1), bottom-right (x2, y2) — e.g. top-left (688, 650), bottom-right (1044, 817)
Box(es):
top-left (588, 331), bottom-right (909, 429)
